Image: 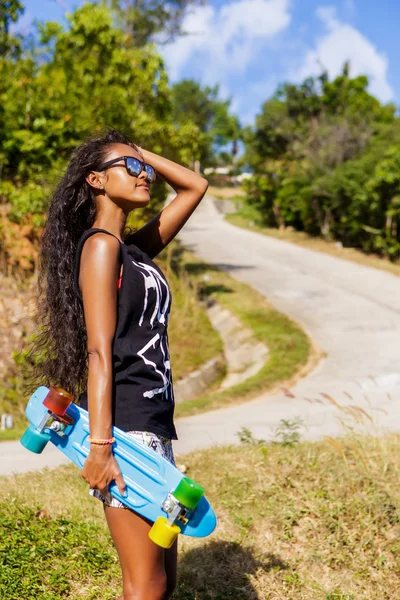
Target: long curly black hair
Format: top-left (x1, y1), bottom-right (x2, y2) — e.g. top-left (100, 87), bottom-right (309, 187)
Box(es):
top-left (22, 128), bottom-right (140, 401)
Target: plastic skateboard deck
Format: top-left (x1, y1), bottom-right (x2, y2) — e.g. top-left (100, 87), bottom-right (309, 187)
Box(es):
top-left (22, 386), bottom-right (217, 541)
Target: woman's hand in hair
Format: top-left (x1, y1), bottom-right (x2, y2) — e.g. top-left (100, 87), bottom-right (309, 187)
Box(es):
top-left (127, 147), bottom-right (208, 259)
top-left (81, 445), bottom-right (127, 497)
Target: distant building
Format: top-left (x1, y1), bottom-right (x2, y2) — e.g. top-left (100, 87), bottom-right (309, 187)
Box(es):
top-left (203, 167), bottom-right (253, 186)
top-left (203, 167), bottom-right (232, 175)
top-left (234, 172), bottom-right (252, 183)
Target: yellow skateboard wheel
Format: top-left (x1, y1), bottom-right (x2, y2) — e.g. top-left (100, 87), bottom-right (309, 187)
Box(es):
top-left (148, 517), bottom-right (180, 548)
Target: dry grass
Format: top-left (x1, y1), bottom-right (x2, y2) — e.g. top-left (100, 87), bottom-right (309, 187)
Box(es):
top-left (2, 431), bottom-right (400, 599)
top-left (176, 434), bottom-right (400, 599)
top-left (207, 185), bottom-right (246, 200)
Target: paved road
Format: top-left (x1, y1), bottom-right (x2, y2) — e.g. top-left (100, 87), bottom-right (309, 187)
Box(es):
top-left (173, 196), bottom-right (400, 454)
top-left (2, 195), bottom-right (400, 473)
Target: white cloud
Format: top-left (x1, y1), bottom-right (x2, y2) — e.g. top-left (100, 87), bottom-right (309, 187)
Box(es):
top-left (292, 5), bottom-right (393, 103)
top-left (159, 0), bottom-right (291, 84)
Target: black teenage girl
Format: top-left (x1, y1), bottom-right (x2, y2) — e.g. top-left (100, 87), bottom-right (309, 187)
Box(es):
top-left (31, 128), bottom-right (208, 599)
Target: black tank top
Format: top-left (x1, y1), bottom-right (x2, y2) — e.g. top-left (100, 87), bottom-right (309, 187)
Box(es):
top-left (73, 227), bottom-right (177, 440)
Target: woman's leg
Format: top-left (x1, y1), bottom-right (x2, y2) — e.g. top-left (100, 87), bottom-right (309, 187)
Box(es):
top-left (104, 504), bottom-right (178, 600)
top-left (164, 535), bottom-right (178, 598)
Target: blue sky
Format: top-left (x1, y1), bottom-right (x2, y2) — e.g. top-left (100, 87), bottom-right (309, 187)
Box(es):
top-left (18, 0), bottom-right (400, 125)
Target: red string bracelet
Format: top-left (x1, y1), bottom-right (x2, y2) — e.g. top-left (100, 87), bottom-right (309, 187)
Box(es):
top-left (88, 436), bottom-right (116, 445)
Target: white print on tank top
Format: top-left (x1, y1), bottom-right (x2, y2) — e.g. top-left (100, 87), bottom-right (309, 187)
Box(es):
top-left (131, 259), bottom-right (173, 402)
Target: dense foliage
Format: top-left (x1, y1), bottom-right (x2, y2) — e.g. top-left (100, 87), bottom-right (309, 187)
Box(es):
top-left (171, 79), bottom-right (241, 166)
top-left (0, 3), bottom-right (196, 226)
top-left (0, 1), bottom-right (238, 273)
top-left (243, 64), bottom-right (400, 260)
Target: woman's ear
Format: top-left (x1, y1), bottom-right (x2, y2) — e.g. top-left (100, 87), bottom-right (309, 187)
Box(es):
top-left (85, 171), bottom-right (104, 189)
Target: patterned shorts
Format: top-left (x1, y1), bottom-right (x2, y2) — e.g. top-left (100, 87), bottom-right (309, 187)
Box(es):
top-left (89, 430), bottom-right (176, 509)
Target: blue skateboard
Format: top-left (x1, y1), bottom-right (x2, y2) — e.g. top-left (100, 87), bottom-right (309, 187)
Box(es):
top-left (20, 386), bottom-right (217, 548)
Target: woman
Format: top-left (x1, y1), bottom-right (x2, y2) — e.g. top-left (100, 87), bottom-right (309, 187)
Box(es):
top-left (31, 128), bottom-right (208, 599)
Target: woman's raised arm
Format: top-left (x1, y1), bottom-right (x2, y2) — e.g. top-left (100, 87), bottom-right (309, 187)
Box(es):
top-left (127, 148), bottom-right (208, 258)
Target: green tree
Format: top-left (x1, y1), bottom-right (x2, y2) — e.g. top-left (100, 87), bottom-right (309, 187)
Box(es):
top-left (0, 2), bottom-right (202, 233)
top-left (242, 64), bottom-right (399, 258)
top-left (0, 0), bottom-right (24, 55)
top-left (109, 0), bottom-right (206, 46)
top-left (246, 65), bottom-right (395, 174)
top-left (362, 145), bottom-right (400, 259)
top-left (171, 79), bottom-right (241, 168)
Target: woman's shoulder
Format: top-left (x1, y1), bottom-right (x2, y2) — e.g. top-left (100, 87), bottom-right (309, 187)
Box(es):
top-left (76, 228), bottom-right (124, 251)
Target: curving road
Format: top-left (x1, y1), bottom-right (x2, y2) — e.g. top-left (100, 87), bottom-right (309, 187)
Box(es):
top-left (2, 195), bottom-right (400, 473)
top-left (173, 196), bottom-right (400, 455)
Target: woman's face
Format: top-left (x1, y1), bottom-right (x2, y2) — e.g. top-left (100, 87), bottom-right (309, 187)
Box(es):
top-left (90, 143), bottom-right (152, 208)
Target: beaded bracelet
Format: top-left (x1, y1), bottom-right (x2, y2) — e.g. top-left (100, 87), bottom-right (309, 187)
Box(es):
top-left (88, 436), bottom-right (116, 445)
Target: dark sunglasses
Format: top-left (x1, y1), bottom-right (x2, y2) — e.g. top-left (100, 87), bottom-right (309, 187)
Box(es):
top-left (95, 156), bottom-right (156, 184)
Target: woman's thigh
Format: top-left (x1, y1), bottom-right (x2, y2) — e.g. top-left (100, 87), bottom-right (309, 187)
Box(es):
top-left (104, 504), bottom-right (178, 598)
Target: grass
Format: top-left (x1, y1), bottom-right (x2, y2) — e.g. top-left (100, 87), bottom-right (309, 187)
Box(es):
top-left (0, 425), bottom-right (26, 441)
top-left (172, 246), bottom-right (314, 418)
top-left (0, 373), bottom-right (33, 441)
top-left (2, 431), bottom-right (400, 598)
top-left (226, 202), bottom-right (400, 279)
top-left (207, 185), bottom-right (246, 204)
